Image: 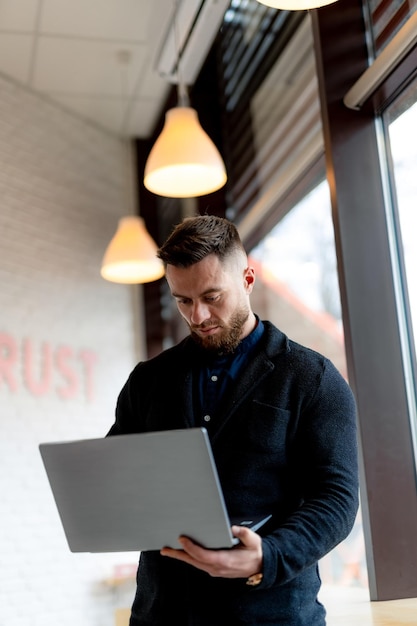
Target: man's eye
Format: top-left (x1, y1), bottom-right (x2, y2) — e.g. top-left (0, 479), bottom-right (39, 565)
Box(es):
top-left (205, 295), bottom-right (219, 303)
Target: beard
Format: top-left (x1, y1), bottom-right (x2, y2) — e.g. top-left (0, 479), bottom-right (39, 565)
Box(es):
top-left (189, 306), bottom-right (250, 354)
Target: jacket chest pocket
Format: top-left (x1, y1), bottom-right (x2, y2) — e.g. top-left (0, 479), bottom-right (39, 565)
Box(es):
top-left (246, 400), bottom-right (291, 463)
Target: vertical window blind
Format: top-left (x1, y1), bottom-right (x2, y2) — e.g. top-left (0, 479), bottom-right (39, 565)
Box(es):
top-left (217, 4), bottom-right (322, 244)
top-left (367, 0), bottom-right (417, 54)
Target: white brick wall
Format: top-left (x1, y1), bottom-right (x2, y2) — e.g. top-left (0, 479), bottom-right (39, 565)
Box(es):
top-left (0, 76), bottom-right (144, 626)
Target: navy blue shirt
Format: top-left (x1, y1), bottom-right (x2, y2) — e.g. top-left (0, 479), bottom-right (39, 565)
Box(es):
top-left (195, 317), bottom-right (264, 430)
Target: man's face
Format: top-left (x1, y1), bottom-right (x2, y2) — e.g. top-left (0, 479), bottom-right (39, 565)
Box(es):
top-left (165, 253), bottom-right (255, 353)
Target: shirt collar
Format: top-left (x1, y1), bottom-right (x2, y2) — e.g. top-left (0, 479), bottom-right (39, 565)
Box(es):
top-left (235, 315), bottom-right (264, 356)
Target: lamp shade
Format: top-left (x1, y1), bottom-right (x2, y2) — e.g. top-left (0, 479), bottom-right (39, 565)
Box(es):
top-left (101, 216), bottom-right (165, 284)
top-left (144, 107), bottom-right (227, 198)
top-left (256, 0), bottom-right (337, 8)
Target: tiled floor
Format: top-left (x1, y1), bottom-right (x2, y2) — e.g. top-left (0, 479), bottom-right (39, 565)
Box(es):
top-left (320, 585), bottom-right (417, 625)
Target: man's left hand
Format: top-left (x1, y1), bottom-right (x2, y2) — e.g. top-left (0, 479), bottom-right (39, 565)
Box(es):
top-left (160, 525), bottom-right (263, 579)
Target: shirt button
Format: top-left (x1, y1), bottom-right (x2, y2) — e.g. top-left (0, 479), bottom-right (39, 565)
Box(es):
top-left (211, 375), bottom-right (218, 382)
top-left (203, 415), bottom-right (211, 422)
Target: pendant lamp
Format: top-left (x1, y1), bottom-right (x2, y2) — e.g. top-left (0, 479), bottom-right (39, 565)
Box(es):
top-left (144, 104), bottom-right (227, 198)
top-left (143, 1), bottom-right (227, 198)
top-left (256, 0), bottom-right (338, 8)
top-left (100, 216), bottom-right (164, 284)
top-left (100, 53), bottom-right (164, 285)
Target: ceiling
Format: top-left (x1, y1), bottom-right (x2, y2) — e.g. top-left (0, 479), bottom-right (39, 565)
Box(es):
top-left (0, 0), bottom-right (202, 139)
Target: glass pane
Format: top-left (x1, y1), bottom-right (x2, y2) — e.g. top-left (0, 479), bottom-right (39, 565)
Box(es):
top-left (250, 181), bottom-right (368, 591)
top-left (384, 81), bottom-right (417, 462)
top-left (386, 91), bottom-right (417, 358)
top-left (251, 183), bottom-right (341, 318)
top-left (250, 182), bottom-right (347, 376)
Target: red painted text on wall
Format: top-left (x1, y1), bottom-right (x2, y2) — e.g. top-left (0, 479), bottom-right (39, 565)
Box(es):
top-left (0, 332), bottom-right (97, 402)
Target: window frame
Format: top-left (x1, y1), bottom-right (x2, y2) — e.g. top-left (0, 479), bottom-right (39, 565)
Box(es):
top-left (312, 0), bottom-right (417, 601)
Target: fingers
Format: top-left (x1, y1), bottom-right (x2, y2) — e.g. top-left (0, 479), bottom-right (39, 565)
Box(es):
top-left (159, 528), bottom-right (263, 579)
top-left (231, 525), bottom-right (261, 548)
top-left (160, 544), bottom-right (199, 568)
top-left (161, 537), bottom-right (218, 564)
top-left (160, 538), bottom-right (229, 576)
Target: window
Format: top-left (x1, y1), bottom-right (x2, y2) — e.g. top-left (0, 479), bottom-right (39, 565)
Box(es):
top-left (250, 181), bottom-right (367, 590)
top-left (384, 79), bottom-right (417, 464)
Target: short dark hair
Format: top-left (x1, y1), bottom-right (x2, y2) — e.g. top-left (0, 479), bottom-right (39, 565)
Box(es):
top-left (157, 215), bottom-right (246, 268)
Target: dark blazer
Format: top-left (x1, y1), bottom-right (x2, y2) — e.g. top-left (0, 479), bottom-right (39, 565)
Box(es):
top-left (107, 321), bottom-right (359, 625)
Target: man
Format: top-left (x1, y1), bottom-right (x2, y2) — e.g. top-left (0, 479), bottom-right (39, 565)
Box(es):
top-left (107, 214), bottom-right (359, 625)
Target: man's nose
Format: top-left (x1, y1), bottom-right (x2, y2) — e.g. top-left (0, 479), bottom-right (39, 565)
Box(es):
top-left (190, 301), bottom-right (210, 325)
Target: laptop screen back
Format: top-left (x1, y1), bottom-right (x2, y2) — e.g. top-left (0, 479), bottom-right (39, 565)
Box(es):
top-left (39, 427), bottom-right (237, 552)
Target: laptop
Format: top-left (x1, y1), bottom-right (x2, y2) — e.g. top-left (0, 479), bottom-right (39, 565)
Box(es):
top-left (39, 427), bottom-right (271, 553)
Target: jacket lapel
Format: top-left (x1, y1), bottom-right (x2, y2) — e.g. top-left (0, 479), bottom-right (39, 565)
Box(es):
top-left (176, 323), bottom-right (289, 437)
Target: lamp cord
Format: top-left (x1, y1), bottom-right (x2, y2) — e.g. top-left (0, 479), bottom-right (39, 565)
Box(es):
top-left (173, 0), bottom-right (190, 107)
top-left (116, 49), bottom-right (135, 216)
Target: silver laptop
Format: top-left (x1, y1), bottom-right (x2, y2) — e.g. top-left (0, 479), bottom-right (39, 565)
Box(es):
top-left (39, 427), bottom-right (271, 553)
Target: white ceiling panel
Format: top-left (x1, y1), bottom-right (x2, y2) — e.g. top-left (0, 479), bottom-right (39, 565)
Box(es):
top-left (0, 34), bottom-right (34, 84)
top-left (124, 95), bottom-right (170, 137)
top-left (51, 93), bottom-right (128, 135)
top-left (0, 0), bottom-right (227, 138)
top-left (40, 0), bottom-right (155, 41)
top-left (0, 0), bottom-right (40, 33)
top-left (135, 56), bottom-right (173, 100)
top-left (32, 39), bottom-right (147, 95)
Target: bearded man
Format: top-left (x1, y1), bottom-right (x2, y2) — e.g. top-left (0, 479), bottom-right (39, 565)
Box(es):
top-left (107, 214), bottom-right (359, 626)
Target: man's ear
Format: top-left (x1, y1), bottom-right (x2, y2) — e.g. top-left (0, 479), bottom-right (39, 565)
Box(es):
top-left (244, 267), bottom-right (256, 293)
